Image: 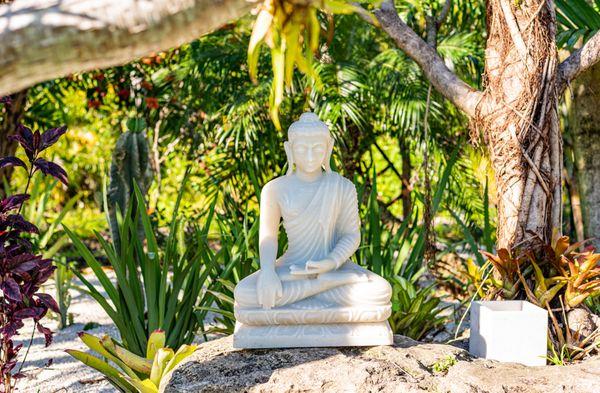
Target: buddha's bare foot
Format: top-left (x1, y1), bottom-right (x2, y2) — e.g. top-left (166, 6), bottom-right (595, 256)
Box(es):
top-left (317, 270), bottom-right (368, 284)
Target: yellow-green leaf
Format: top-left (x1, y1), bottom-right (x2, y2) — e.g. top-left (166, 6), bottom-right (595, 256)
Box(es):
top-left (102, 336), bottom-right (152, 375)
top-left (248, 9), bottom-right (274, 83)
top-left (307, 7), bottom-right (321, 53)
top-left (125, 377), bottom-right (158, 393)
top-left (146, 330), bottom-right (166, 360)
top-left (531, 260), bottom-right (547, 299)
top-left (163, 344), bottom-right (198, 376)
top-left (150, 348), bottom-right (174, 387)
top-left (538, 282), bottom-right (566, 307)
top-left (66, 350), bottom-right (137, 392)
top-left (79, 333), bottom-right (139, 380)
top-left (323, 0), bottom-right (357, 15)
top-left (269, 43), bottom-right (286, 130)
top-left (284, 25), bottom-right (301, 87)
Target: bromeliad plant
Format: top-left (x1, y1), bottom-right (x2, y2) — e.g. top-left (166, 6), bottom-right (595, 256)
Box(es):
top-left (481, 233), bottom-right (600, 309)
top-left (482, 232), bottom-right (600, 362)
top-left (0, 124), bottom-right (67, 392)
top-left (543, 236), bottom-right (600, 308)
top-left (67, 330), bottom-right (196, 393)
top-left (388, 275), bottom-right (448, 340)
top-left (480, 248), bottom-right (526, 300)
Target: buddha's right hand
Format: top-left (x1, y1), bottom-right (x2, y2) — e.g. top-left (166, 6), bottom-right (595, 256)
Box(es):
top-left (256, 268), bottom-right (283, 309)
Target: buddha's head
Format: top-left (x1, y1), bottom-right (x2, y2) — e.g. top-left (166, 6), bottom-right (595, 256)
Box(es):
top-left (284, 112), bottom-right (334, 176)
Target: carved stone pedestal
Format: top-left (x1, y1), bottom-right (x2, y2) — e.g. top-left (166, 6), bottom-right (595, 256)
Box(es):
top-left (233, 321), bottom-right (393, 349)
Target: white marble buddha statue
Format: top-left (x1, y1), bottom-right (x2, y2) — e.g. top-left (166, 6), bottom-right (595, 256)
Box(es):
top-left (233, 112), bottom-right (393, 348)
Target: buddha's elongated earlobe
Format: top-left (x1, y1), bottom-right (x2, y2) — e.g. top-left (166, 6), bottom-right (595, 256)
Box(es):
top-left (284, 141), bottom-right (294, 176)
top-left (323, 138), bottom-right (334, 173)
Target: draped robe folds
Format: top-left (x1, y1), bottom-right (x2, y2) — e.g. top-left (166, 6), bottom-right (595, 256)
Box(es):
top-left (278, 171), bottom-right (356, 268)
top-left (234, 172), bottom-right (392, 311)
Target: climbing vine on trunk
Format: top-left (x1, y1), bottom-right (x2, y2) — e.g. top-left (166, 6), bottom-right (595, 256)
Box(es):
top-left (473, 0), bottom-right (562, 250)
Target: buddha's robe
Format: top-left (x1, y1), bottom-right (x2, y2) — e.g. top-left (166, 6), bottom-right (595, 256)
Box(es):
top-left (234, 172), bottom-right (391, 314)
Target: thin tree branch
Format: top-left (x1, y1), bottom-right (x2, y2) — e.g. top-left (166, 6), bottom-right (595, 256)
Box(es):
top-left (558, 31), bottom-right (600, 93)
top-left (373, 0), bottom-right (482, 118)
top-left (0, 0), bottom-right (255, 96)
top-left (436, 0), bottom-right (452, 28)
top-left (351, 2), bottom-right (379, 26)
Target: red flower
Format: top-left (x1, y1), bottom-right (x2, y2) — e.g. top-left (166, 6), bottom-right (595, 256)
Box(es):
top-left (145, 97), bottom-right (159, 109)
top-left (117, 89), bottom-right (130, 100)
top-left (141, 81), bottom-right (154, 91)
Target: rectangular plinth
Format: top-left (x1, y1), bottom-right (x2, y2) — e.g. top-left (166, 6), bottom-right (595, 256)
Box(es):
top-left (233, 321), bottom-right (393, 349)
top-left (469, 300), bottom-right (548, 366)
top-left (235, 303), bottom-right (391, 326)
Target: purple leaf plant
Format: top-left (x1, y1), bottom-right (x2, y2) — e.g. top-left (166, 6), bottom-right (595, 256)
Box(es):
top-left (0, 124), bottom-right (67, 392)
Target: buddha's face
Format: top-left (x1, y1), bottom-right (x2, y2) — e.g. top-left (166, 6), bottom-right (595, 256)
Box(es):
top-left (289, 134), bottom-right (330, 174)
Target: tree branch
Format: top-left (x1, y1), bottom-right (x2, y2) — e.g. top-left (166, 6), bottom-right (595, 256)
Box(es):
top-left (0, 0), bottom-right (255, 96)
top-left (436, 0), bottom-right (452, 28)
top-left (558, 30), bottom-right (600, 92)
top-left (373, 0), bottom-right (482, 118)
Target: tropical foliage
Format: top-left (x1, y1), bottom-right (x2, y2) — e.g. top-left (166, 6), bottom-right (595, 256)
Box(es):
top-left (64, 178), bottom-right (232, 356)
top-left (481, 233), bottom-right (600, 361)
top-left (0, 124), bottom-right (67, 392)
top-left (67, 330), bottom-right (196, 393)
top-left (2, 3), bottom-right (600, 389)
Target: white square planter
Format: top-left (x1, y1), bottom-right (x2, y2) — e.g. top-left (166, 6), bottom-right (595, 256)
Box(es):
top-left (469, 300), bottom-right (548, 366)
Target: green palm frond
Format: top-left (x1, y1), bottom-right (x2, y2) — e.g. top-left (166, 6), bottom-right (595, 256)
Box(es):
top-left (556, 0), bottom-right (600, 49)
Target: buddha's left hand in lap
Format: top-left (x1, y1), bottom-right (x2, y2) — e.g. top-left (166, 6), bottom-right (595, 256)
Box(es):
top-left (290, 258), bottom-right (337, 276)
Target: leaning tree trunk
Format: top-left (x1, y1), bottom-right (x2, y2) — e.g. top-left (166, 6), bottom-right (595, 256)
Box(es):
top-left (571, 62), bottom-right (600, 249)
top-left (477, 0), bottom-right (562, 249)
top-left (0, 0), bottom-right (254, 96)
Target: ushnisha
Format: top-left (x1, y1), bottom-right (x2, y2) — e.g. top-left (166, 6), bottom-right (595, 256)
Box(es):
top-left (233, 112), bottom-right (393, 348)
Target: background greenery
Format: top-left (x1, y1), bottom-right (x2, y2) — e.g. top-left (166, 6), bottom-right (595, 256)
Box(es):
top-left (2, 0), bottom-right (599, 347)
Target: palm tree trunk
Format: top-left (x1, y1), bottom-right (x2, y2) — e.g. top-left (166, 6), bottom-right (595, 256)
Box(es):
top-left (478, 0), bottom-right (561, 249)
top-left (375, 0), bottom-right (577, 251)
top-left (570, 62), bottom-right (600, 249)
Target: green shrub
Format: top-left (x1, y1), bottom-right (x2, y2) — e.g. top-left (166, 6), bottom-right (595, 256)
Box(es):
top-left (388, 276), bottom-right (448, 340)
top-left (194, 197), bottom-right (263, 335)
top-left (65, 179), bottom-right (226, 356)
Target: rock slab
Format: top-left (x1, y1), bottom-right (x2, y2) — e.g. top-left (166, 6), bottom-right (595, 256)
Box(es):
top-left (161, 335), bottom-right (600, 393)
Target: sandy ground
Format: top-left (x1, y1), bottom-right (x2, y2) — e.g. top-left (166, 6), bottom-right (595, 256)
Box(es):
top-left (15, 269), bottom-right (225, 393)
top-left (16, 273), bottom-right (117, 393)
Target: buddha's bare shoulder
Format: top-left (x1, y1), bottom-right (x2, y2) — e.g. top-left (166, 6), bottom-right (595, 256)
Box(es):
top-left (261, 175), bottom-right (291, 194)
top-left (330, 172), bottom-right (356, 191)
